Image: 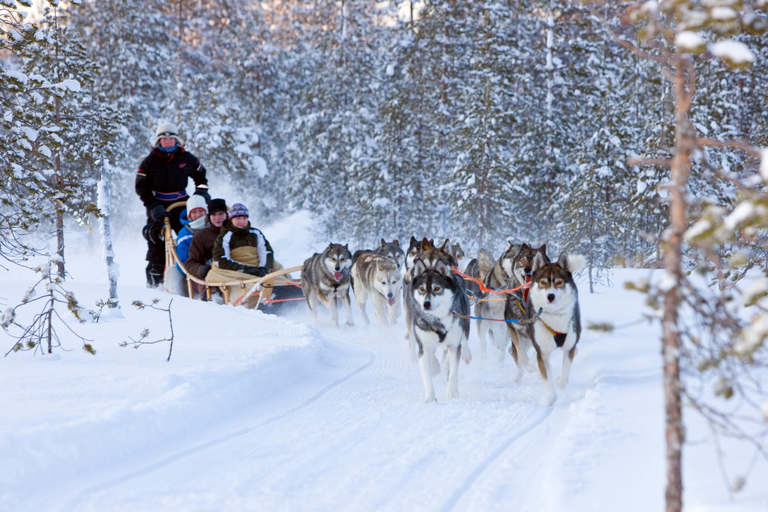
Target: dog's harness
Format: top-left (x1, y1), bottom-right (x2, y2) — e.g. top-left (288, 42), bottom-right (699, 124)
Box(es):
top-left (539, 319), bottom-right (569, 346)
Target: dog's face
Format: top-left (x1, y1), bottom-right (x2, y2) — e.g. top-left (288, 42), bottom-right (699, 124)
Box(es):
top-left (373, 259), bottom-right (403, 306)
top-left (323, 244), bottom-right (352, 280)
top-left (379, 238), bottom-right (405, 270)
top-left (529, 252), bottom-right (577, 308)
top-left (451, 243), bottom-right (465, 269)
top-left (406, 236), bottom-right (421, 270)
top-left (416, 238), bottom-right (453, 274)
top-left (411, 259), bottom-right (453, 316)
top-left (513, 243), bottom-right (548, 285)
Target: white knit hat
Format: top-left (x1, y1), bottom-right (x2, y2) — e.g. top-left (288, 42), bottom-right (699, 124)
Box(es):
top-left (186, 194), bottom-right (208, 215)
top-left (154, 122), bottom-right (184, 146)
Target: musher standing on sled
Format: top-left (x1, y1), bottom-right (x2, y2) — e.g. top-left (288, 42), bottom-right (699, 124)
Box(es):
top-left (136, 122), bottom-right (210, 288)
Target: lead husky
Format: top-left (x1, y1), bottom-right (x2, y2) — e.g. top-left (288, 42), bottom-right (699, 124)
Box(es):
top-left (403, 238), bottom-right (460, 360)
top-left (526, 252), bottom-right (585, 404)
top-left (301, 243), bottom-right (354, 328)
top-left (351, 252), bottom-right (403, 327)
top-left (408, 258), bottom-right (471, 402)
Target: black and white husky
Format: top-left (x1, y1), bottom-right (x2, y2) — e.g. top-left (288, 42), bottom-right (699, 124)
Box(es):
top-left (526, 252), bottom-right (585, 404)
top-left (301, 243), bottom-right (354, 328)
top-left (407, 258), bottom-right (471, 402)
top-left (351, 252), bottom-right (403, 327)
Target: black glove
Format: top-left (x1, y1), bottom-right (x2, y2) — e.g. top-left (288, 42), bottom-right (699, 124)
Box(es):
top-left (242, 265), bottom-right (260, 276)
top-left (201, 264), bottom-right (211, 278)
top-left (194, 187), bottom-right (211, 201)
top-left (149, 204), bottom-right (167, 222)
top-left (142, 223), bottom-right (162, 244)
top-left (255, 267), bottom-right (268, 277)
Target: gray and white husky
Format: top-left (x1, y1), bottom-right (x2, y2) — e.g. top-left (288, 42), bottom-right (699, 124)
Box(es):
top-left (408, 258), bottom-right (471, 402)
top-left (475, 243), bottom-right (546, 372)
top-left (374, 239), bottom-right (406, 271)
top-left (526, 252), bottom-right (585, 404)
top-left (301, 243), bottom-right (354, 328)
top-left (403, 238), bottom-right (460, 361)
top-left (351, 252), bottom-right (403, 327)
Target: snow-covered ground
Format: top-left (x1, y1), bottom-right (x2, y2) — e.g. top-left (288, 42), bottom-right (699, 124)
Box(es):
top-left (0, 213), bottom-right (766, 512)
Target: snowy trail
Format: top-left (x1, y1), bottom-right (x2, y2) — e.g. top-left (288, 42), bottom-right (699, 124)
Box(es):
top-left (13, 315), bottom-right (570, 512)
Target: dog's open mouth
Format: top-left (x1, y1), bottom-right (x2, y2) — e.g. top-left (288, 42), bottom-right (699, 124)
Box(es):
top-left (334, 271), bottom-right (342, 281)
top-left (387, 298), bottom-right (396, 306)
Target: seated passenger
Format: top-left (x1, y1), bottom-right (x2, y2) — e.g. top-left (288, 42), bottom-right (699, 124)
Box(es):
top-left (176, 194), bottom-right (208, 274)
top-left (205, 203), bottom-right (290, 305)
top-left (185, 198), bottom-right (228, 299)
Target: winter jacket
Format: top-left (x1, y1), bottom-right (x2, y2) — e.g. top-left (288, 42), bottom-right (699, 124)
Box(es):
top-left (176, 209), bottom-right (206, 273)
top-left (135, 146), bottom-right (208, 212)
top-left (213, 221), bottom-right (274, 276)
top-left (185, 224), bottom-right (222, 280)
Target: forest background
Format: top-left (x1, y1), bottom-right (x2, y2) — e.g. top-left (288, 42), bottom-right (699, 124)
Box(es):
top-left (3, 0), bottom-right (765, 278)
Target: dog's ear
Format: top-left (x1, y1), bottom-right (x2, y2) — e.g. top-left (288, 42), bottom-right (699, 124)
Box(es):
top-left (393, 239), bottom-right (399, 246)
top-left (435, 259), bottom-right (451, 277)
top-left (421, 238), bottom-right (433, 251)
top-left (533, 252), bottom-right (547, 272)
top-left (538, 244), bottom-right (548, 261)
top-left (439, 239), bottom-right (450, 252)
top-left (560, 253), bottom-right (586, 274)
top-left (381, 238), bottom-right (386, 247)
top-left (521, 242), bottom-right (530, 251)
top-left (413, 258), bottom-right (427, 276)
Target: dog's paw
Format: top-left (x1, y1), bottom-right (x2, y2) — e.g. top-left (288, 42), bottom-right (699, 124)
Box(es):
top-left (525, 360), bottom-right (537, 373)
top-left (546, 391), bottom-right (557, 406)
top-left (556, 376), bottom-right (568, 389)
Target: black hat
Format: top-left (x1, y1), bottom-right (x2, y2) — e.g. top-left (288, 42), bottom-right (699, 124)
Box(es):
top-left (208, 198), bottom-right (228, 215)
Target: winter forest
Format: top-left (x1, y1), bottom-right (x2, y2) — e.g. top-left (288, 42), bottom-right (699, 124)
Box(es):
top-left (2, 1), bottom-right (768, 510)
top-left (0, 0), bottom-right (763, 264)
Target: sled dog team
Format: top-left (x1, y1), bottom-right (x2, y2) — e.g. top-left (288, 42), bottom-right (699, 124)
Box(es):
top-left (301, 238), bottom-right (585, 405)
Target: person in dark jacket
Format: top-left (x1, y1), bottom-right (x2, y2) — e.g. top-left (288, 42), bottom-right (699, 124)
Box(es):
top-left (185, 198), bottom-right (228, 283)
top-left (136, 121), bottom-right (210, 288)
top-left (206, 203), bottom-right (289, 306)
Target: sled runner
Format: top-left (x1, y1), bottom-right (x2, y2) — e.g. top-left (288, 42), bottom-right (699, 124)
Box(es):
top-left (160, 205), bottom-right (304, 313)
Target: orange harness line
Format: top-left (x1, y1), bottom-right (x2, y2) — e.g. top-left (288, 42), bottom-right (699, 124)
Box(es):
top-left (452, 266), bottom-right (530, 296)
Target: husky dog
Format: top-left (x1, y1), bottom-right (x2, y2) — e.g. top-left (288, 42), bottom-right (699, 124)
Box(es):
top-left (351, 252), bottom-right (403, 326)
top-left (403, 238), bottom-right (461, 360)
top-left (474, 243), bottom-right (546, 370)
top-left (374, 239), bottom-right (406, 271)
top-left (435, 239), bottom-right (466, 270)
top-left (404, 236), bottom-right (430, 271)
top-left (495, 244), bottom-right (548, 377)
top-left (301, 243), bottom-right (354, 328)
top-left (463, 257), bottom-right (482, 302)
top-left (408, 258), bottom-right (471, 402)
top-left (526, 252), bottom-right (585, 404)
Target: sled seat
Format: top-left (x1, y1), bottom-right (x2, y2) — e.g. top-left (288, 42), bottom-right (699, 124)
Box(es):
top-left (162, 219), bottom-right (304, 312)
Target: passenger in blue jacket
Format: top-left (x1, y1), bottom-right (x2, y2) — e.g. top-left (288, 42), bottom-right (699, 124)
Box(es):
top-left (176, 194), bottom-right (208, 273)
top-left (136, 122), bottom-right (210, 288)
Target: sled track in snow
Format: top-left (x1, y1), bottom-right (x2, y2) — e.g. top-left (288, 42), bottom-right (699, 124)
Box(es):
top-left (57, 338), bottom-right (376, 512)
top-left (439, 405), bottom-right (554, 512)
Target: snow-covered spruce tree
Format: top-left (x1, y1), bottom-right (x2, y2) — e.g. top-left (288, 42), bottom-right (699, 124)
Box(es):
top-left (607, 1), bottom-right (767, 509)
top-left (281, 0), bottom-right (384, 243)
top-left (446, 2), bottom-right (519, 252)
top-left (23, 3), bottom-right (124, 279)
top-left (66, 0), bottom-right (178, 226)
top-left (1, 0), bottom-right (117, 276)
